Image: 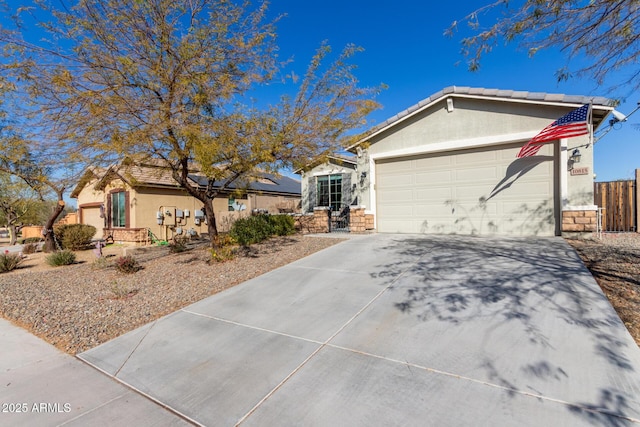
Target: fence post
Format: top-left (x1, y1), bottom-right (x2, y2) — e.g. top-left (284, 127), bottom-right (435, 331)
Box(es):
top-left (634, 169), bottom-right (640, 233)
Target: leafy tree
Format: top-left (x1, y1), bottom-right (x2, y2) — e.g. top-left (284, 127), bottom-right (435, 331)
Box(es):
top-left (446, 1), bottom-right (640, 90)
top-left (0, 0), bottom-right (382, 247)
top-left (0, 172), bottom-right (43, 245)
top-left (0, 126), bottom-right (69, 252)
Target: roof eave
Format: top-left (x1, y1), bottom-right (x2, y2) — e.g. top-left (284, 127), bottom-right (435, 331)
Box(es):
top-left (347, 87), bottom-right (615, 151)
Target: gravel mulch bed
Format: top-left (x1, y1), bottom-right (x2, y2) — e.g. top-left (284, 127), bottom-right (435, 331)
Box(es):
top-left (566, 233), bottom-right (640, 347)
top-left (0, 235), bottom-right (344, 355)
top-left (2, 233), bottom-right (638, 354)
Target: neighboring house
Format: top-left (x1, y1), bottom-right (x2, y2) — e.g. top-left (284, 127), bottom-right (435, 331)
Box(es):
top-left (71, 161), bottom-right (301, 243)
top-left (299, 86), bottom-right (614, 236)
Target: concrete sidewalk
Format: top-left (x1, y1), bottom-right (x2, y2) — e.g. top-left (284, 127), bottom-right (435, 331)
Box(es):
top-left (0, 317), bottom-right (190, 426)
top-left (75, 234), bottom-right (640, 426)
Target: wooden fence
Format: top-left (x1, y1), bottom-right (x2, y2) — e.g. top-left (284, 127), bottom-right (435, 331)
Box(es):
top-left (594, 174), bottom-right (637, 232)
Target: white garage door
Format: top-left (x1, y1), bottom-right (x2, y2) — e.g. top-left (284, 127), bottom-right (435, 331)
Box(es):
top-left (81, 207), bottom-right (104, 239)
top-left (376, 143), bottom-right (558, 236)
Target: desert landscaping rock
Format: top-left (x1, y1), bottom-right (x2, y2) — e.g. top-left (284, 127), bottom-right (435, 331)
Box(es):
top-left (0, 236), bottom-right (344, 354)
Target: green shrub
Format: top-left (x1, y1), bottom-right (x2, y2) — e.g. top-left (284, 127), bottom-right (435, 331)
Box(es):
top-left (91, 256), bottom-right (111, 270)
top-left (20, 237), bottom-right (42, 245)
top-left (114, 255), bottom-right (141, 274)
top-left (229, 214), bottom-right (296, 246)
top-left (22, 243), bottom-right (38, 254)
top-left (229, 215), bottom-right (272, 246)
top-left (54, 224), bottom-right (97, 250)
top-left (45, 250), bottom-right (77, 267)
top-left (268, 215), bottom-right (295, 236)
top-left (210, 246), bottom-right (236, 263)
top-left (0, 252), bottom-right (22, 273)
top-left (209, 234), bottom-right (237, 262)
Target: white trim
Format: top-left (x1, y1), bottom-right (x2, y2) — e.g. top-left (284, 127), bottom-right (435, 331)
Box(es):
top-left (369, 156), bottom-right (377, 225)
top-left (563, 205), bottom-right (598, 211)
top-left (560, 139), bottom-right (568, 208)
top-left (312, 170), bottom-right (349, 177)
top-left (369, 130), bottom-right (538, 161)
top-left (349, 94), bottom-right (614, 149)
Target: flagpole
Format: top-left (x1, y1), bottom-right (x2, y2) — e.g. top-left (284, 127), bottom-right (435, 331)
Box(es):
top-left (588, 101), bottom-right (593, 147)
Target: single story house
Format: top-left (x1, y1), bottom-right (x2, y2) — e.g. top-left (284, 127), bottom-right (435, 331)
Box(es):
top-left (71, 160), bottom-right (301, 243)
top-left (298, 86), bottom-right (614, 236)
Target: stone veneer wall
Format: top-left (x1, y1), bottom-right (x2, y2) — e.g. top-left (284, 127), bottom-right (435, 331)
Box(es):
top-left (295, 207), bottom-right (375, 234)
top-left (562, 210), bottom-right (597, 233)
top-left (294, 208), bottom-right (329, 234)
top-left (103, 228), bottom-right (148, 244)
top-left (350, 208), bottom-right (375, 233)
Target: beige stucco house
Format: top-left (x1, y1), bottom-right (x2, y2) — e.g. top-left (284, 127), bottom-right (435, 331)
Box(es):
top-left (71, 161), bottom-right (301, 243)
top-left (299, 86), bottom-right (615, 236)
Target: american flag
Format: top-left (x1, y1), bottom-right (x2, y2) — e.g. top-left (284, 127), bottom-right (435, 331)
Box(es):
top-left (517, 104), bottom-right (591, 158)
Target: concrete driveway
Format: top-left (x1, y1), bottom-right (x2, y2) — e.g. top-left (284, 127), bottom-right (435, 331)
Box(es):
top-left (79, 234), bottom-right (640, 426)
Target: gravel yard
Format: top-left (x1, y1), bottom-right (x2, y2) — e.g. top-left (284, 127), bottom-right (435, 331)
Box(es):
top-left (567, 233), bottom-right (640, 347)
top-left (0, 235), bottom-right (344, 355)
top-left (1, 233), bottom-right (638, 355)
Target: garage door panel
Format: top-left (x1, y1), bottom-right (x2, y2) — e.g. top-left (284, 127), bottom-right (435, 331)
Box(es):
top-left (415, 170), bottom-right (452, 184)
top-left (505, 181), bottom-right (553, 197)
top-left (81, 207), bottom-right (103, 239)
top-left (377, 174), bottom-right (414, 187)
top-left (376, 143), bottom-right (557, 236)
top-left (378, 205), bottom-right (414, 218)
top-left (415, 203), bottom-right (454, 217)
top-left (455, 149), bottom-right (498, 164)
top-left (414, 156), bottom-right (452, 169)
top-left (454, 185), bottom-right (494, 199)
top-left (416, 187), bottom-right (452, 200)
top-left (378, 189), bottom-right (413, 203)
top-left (455, 166), bottom-right (499, 181)
top-left (451, 202), bottom-right (498, 216)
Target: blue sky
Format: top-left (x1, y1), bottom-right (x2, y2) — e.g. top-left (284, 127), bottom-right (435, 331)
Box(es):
top-left (2, 1), bottom-right (638, 184)
top-left (265, 1), bottom-right (640, 182)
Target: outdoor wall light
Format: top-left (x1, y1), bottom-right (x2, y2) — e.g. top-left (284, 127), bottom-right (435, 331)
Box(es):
top-left (570, 149), bottom-right (582, 164)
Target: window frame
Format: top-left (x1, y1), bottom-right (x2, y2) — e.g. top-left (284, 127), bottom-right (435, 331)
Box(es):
top-left (316, 174), bottom-right (343, 209)
top-left (110, 190), bottom-right (128, 228)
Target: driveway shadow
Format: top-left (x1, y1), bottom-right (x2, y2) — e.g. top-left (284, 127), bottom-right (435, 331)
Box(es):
top-left (371, 235), bottom-right (640, 426)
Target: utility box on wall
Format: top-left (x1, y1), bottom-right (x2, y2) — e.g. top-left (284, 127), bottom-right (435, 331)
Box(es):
top-left (194, 209), bottom-right (205, 225)
top-left (163, 207), bottom-right (177, 226)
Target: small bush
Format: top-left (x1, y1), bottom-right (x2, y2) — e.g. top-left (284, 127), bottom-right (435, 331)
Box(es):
top-left (229, 215), bottom-right (272, 246)
top-left (20, 237), bottom-right (42, 245)
top-left (169, 237), bottom-right (188, 253)
top-left (45, 250), bottom-right (77, 267)
top-left (114, 255), bottom-right (141, 274)
top-left (209, 234), bottom-right (237, 263)
top-left (268, 215), bottom-right (296, 236)
top-left (0, 252), bottom-right (22, 273)
top-left (54, 224), bottom-right (97, 250)
top-left (214, 234), bottom-right (236, 247)
top-left (210, 246), bottom-right (236, 263)
top-left (91, 256), bottom-right (111, 270)
top-left (22, 243), bottom-right (38, 254)
top-left (109, 281), bottom-right (139, 299)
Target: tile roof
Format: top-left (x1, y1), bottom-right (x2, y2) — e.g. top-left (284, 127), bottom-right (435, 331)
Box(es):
top-left (351, 86), bottom-right (615, 148)
top-left (73, 161), bottom-right (300, 197)
top-left (188, 172), bottom-right (301, 196)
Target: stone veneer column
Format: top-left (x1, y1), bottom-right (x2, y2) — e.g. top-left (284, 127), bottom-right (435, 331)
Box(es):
top-left (562, 209), bottom-right (597, 234)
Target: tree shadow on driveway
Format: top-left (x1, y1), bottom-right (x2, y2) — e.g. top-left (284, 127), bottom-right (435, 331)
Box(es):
top-left (371, 235), bottom-right (640, 426)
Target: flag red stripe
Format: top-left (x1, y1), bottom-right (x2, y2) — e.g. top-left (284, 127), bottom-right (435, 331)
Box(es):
top-left (517, 104), bottom-right (591, 158)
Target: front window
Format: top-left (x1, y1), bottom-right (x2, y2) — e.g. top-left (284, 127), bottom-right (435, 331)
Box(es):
top-left (111, 191), bottom-right (126, 228)
top-left (317, 175), bottom-right (342, 208)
